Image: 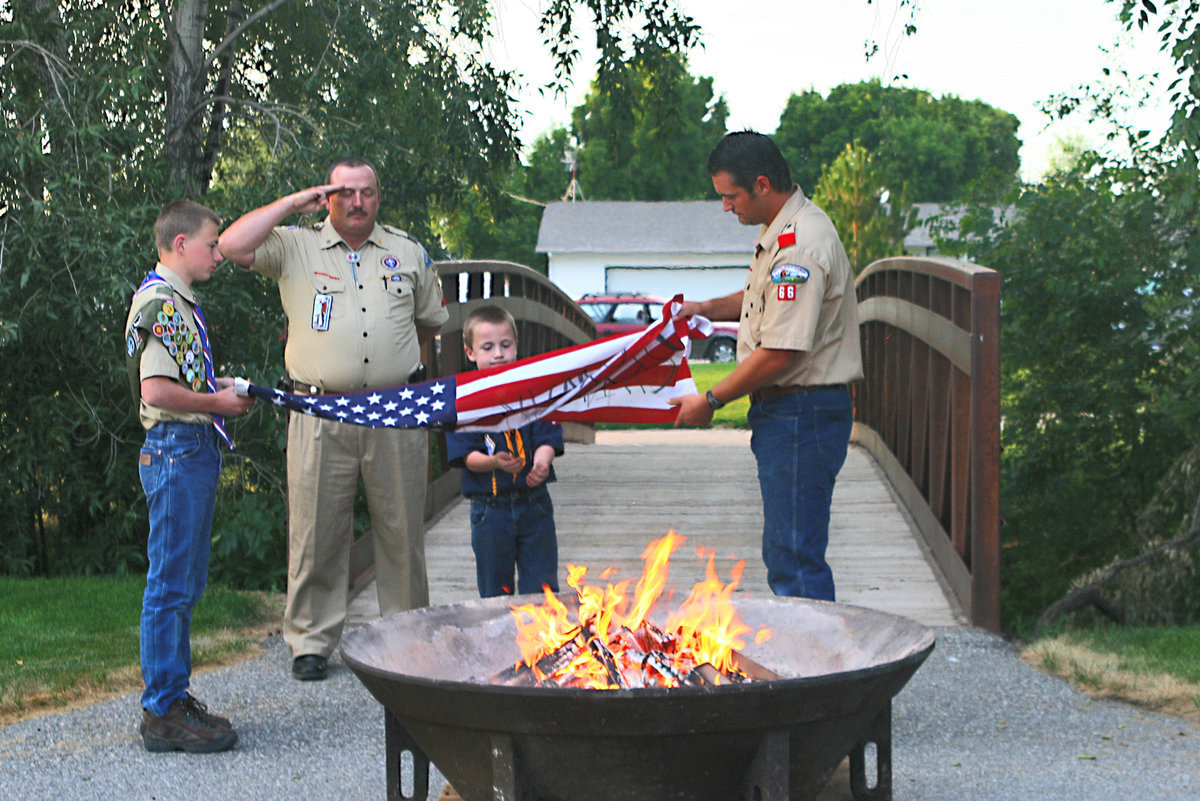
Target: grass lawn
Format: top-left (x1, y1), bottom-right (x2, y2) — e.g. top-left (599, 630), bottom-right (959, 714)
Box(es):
top-left (598, 361), bottom-right (748, 430)
top-left (0, 576), bottom-right (281, 723)
top-left (1023, 625), bottom-right (1200, 723)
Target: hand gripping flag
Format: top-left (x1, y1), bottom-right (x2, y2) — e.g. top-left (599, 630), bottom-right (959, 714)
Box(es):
top-left (239, 296), bottom-right (714, 432)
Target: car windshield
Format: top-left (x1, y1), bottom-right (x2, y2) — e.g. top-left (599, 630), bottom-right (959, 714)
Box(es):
top-left (579, 303), bottom-right (610, 322)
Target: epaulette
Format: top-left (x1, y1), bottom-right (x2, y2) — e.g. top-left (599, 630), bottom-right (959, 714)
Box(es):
top-left (381, 224), bottom-right (419, 244)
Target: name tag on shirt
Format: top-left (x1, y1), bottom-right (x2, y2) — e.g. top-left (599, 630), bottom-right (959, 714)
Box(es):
top-left (312, 293), bottom-right (333, 331)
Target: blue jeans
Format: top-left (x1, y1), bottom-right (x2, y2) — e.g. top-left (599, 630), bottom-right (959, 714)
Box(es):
top-left (469, 487), bottom-right (559, 597)
top-left (749, 387), bottom-right (853, 601)
top-left (138, 422), bottom-right (220, 716)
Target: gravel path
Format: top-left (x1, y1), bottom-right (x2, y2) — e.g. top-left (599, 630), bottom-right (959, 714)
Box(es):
top-left (1, 626), bottom-right (1196, 800)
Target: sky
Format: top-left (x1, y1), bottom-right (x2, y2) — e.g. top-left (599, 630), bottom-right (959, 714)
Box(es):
top-left (485, 0), bottom-right (1176, 184)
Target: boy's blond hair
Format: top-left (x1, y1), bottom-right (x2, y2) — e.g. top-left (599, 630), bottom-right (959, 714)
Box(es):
top-left (154, 200), bottom-right (220, 253)
top-left (463, 305), bottom-right (518, 349)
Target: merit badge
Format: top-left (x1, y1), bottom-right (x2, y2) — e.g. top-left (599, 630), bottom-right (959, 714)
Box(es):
top-left (156, 311), bottom-right (169, 325)
top-left (125, 328), bottom-right (143, 358)
top-left (770, 264), bottom-right (809, 284)
top-left (162, 301), bottom-right (175, 316)
top-left (153, 323), bottom-right (165, 337)
top-left (382, 255), bottom-right (400, 271)
top-left (777, 230), bottom-right (796, 248)
top-left (312, 293), bottom-right (333, 331)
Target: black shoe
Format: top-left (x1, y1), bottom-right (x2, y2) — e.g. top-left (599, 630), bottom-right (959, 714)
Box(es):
top-left (141, 698), bottom-right (238, 753)
top-left (292, 654), bottom-right (328, 681)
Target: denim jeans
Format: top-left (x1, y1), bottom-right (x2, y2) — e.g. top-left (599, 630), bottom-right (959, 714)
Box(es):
top-left (749, 387), bottom-right (853, 601)
top-left (469, 487), bottom-right (559, 597)
top-left (138, 422), bottom-right (220, 716)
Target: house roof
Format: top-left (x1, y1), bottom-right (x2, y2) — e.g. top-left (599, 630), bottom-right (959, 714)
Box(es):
top-left (535, 201), bottom-right (756, 255)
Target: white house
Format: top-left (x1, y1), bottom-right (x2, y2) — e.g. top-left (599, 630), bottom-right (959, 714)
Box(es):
top-left (535, 201), bottom-right (756, 300)
top-left (536, 200), bottom-right (972, 299)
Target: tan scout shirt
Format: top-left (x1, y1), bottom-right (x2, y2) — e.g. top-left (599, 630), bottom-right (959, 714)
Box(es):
top-left (251, 219), bottom-right (449, 393)
top-left (739, 187), bottom-right (864, 387)
top-left (125, 263), bottom-right (213, 430)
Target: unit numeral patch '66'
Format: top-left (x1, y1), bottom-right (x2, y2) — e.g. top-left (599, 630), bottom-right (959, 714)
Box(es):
top-left (777, 284), bottom-right (798, 301)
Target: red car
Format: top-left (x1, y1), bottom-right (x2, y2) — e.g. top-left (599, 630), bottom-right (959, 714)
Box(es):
top-left (575, 292), bottom-right (738, 363)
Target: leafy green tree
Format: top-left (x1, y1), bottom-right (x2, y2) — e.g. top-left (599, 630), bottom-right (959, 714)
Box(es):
top-left (0, 0), bottom-right (700, 582)
top-left (945, 154), bottom-right (1200, 630)
top-left (812, 143), bottom-right (914, 274)
top-left (774, 80), bottom-right (1020, 202)
top-left (571, 55), bottom-right (728, 200)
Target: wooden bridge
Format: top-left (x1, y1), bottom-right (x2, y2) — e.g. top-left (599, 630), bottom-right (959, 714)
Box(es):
top-left (351, 256), bottom-right (999, 632)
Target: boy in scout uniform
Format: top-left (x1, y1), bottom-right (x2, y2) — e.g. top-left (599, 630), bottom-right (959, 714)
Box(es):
top-left (125, 200), bottom-right (254, 751)
top-left (219, 157), bottom-right (449, 681)
top-left (671, 131), bottom-right (863, 602)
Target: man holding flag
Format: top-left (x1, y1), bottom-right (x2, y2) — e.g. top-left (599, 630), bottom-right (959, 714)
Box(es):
top-left (671, 131), bottom-right (863, 603)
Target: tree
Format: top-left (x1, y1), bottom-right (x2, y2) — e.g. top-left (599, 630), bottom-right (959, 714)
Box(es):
top-left (812, 143), bottom-right (914, 274)
top-left (943, 154), bottom-right (1200, 630)
top-left (0, 0), bottom-right (701, 581)
top-left (570, 55), bottom-right (728, 200)
top-left (773, 80), bottom-right (1021, 202)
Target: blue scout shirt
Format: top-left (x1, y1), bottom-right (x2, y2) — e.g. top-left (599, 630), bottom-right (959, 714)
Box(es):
top-left (446, 420), bottom-right (565, 497)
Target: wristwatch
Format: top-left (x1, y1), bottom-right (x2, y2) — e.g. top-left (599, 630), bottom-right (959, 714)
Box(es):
top-left (705, 390), bottom-right (726, 411)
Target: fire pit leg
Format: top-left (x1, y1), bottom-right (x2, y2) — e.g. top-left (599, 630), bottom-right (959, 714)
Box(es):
top-left (848, 701), bottom-right (892, 801)
top-left (385, 707), bottom-right (430, 801)
top-left (743, 729), bottom-right (789, 801)
top-left (489, 733), bottom-right (517, 801)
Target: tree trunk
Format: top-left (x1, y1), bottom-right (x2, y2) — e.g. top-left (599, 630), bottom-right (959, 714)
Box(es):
top-left (164, 0), bottom-right (211, 196)
top-left (198, 0), bottom-right (245, 195)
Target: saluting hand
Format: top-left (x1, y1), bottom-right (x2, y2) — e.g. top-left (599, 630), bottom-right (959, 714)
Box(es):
top-left (289, 183), bottom-right (344, 215)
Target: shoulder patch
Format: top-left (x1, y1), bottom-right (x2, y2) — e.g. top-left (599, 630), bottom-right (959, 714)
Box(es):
top-left (771, 263), bottom-right (809, 284)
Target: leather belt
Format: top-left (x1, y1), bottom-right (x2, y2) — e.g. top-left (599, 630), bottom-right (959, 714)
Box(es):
top-left (752, 383), bottom-right (846, 403)
top-left (277, 363), bottom-right (427, 396)
top-left (277, 377), bottom-right (322, 395)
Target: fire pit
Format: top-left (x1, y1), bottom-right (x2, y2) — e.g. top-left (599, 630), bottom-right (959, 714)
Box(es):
top-left (342, 594), bottom-right (934, 801)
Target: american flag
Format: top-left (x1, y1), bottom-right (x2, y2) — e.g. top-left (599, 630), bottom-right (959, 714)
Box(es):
top-left (241, 297), bottom-right (711, 432)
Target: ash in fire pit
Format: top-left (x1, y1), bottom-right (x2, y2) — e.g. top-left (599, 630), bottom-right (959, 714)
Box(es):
top-left (343, 533), bottom-right (935, 801)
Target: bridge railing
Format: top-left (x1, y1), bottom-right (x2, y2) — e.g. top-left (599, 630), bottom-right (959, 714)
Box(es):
top-left (853, 256), bottom-right (1001, 631)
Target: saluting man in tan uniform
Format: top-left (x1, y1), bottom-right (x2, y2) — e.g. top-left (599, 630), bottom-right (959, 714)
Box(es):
top-left (220, 157), bottom-right (448, 681)
top-left (672, 132), bottom-right (863, 601)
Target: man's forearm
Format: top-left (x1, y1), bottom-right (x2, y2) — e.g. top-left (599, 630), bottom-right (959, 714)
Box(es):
top-left (218, 197), bottom-right (296, 267)
top-left (693, 291), bottom-right (743, 322)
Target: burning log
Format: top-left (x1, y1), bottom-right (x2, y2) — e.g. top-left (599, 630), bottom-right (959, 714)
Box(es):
top-left (490, 627), bottom-right (585, 687)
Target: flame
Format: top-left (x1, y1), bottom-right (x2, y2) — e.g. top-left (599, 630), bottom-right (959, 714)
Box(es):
top-left (508, 530), bottom-right (772, 689)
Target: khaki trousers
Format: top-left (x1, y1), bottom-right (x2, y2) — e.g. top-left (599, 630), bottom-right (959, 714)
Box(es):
top-left (283, 413), bottom-right (428, 657)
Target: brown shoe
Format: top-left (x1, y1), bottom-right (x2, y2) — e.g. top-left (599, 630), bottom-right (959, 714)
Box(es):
top-left (179, 693), bottom-right (232, 731)
top-left (141, 698), bottom-right (238, 753)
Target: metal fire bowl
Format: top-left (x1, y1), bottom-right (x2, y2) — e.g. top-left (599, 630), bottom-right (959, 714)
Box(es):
top-left (342, 594), bottom-right (934, 801)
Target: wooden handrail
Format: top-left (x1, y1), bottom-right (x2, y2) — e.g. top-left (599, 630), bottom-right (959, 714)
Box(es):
top-left (853, 256), bottom-right (1001, 631)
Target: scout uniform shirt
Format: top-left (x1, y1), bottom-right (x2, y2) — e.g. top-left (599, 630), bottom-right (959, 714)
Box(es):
top-left (740, 186), bottom-right (864, 388)
top-left (250, 218), bottom-right (449, 393)
top-left (125, 264), bottom-right (216, 430)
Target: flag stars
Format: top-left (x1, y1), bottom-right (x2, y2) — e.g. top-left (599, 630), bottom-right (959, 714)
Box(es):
top-left (383, 401), bottom-right (398, 412)
top-left (367, 393), bottom-right (382, 405)
top-left (399, 388), bottom-right (414, 400)
top-left (415, 411), bottom-right (430, 425)
top-left (335, 397), bottom-right (350, 407)
top-left (351, 404), bottom-right (365, 414)
top-left (416, 396), bottom-right (430, 407)
top-left (431, 400), bottom-right (446, 412)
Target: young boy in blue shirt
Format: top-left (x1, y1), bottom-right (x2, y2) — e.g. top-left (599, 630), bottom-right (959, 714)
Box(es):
top-left (124, 200), bottom-right (254, 752)
top-left (445, 306), bottom-right (564, 597)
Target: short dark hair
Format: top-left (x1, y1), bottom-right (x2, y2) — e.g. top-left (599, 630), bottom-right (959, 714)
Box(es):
top-left (463, 304), bottom-right (517, 349)
top-left (154, 200), bottom-right (220, 252)
top-left (325, 156), bottom-right (380, 187)
top-left (706, 131), bottom-right (792, 193)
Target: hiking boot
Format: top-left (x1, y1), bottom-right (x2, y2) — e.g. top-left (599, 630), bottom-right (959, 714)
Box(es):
top-left (179, 693), bottom-right (232, 731)
top-left (141, 698), bottom-right (238, 753)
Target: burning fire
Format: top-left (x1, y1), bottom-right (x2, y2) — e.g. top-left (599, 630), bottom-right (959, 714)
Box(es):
top-left (505, 531), bottom-right (772, 690)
